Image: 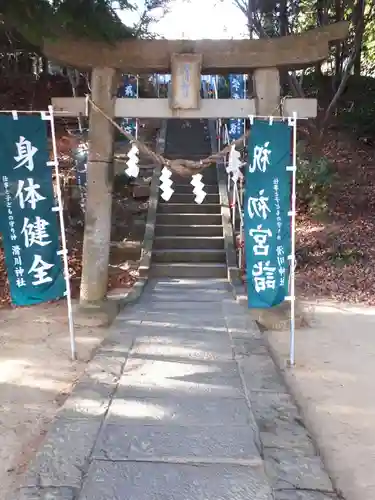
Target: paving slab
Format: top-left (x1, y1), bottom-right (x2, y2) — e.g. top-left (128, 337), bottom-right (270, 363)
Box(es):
top-left (136, 312), bottom-right (228, 328)
top-left (232, 335), bottom-right (269, 356)
top-left (80, 353), bottom-right (128, 384)
top-left (21, 419), bottom-right (101, 488)
top-left (136, 302), bottom-right (225, 312)
top-left (58, 381), bottom-right (115, 420)
top-left (148, 278), bottom-right (228, 289)
top-left (78, 462), bottom-right (273, 500)
top-left (107, 393), bottom-right (252, 426)
top-left (264, 448), bottom-right (334, 492)
top-left (274, 492), bottom-right (336, 500)
top-left (248, 390), bottom-right (315, 453)
top-left (131, 334), bottom-right (234, 361)
top-left (93, 423), bottom-right (261, 464)
top-left (224, 315), bottom-right (260, 339)
top-left (144, 291), bottom-right (229, 302)
top-left (121, 355), bottom-right (240, 380)
top-left (138, 320), bottom-right (228, 333)
top-left (117, 358), bottom-right (245, 398)
top-left (239, 353), bottom-right (288, 392)
top-left (17, 487), bottom-right (78, 500)
top-left (114, 326), bottom-right (230, 345)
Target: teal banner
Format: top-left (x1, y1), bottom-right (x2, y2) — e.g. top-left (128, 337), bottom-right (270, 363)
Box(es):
top-left (119, 74), bottom-right (138, 138)
top-left (0, 115), bottom-right (66, 306)
top-left (244, 119), bottom-right (291, 308)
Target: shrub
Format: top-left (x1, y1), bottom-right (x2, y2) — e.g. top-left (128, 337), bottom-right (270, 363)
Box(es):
top-left (296, 140), bottom-right (336, 215)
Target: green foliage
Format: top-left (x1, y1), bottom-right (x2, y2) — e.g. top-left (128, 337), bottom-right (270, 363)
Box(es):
top-left (296, 73), bottom-right (375, 138)
top-left (328, 244), bottom-right (363, 266)
top-left (296, 140), bottom-right (337, 215)
top-left (336, 75), bottom-right (375, 137)
top-left (0, 0), bottom-right (172, 47)
top-left (0, 0), bottom-right (137, 44)
top-left (360, 2), bottom-right (375, 75)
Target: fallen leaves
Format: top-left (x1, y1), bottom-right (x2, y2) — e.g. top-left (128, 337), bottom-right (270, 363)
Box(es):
top-left (296, 127), bottom-right (375, 305)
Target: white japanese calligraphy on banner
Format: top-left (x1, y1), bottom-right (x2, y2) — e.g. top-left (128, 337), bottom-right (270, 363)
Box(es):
top-left (124, 84), bottom-right (134, 97)
top-left (11, 139), bottom-right (56, 288)
top-left (14, 136), bottom-right (38, 171)
top-left (228, 74), bottom-right (245, 142)
top-left (273, 178), bottom-right (286, 286)
top-left (250, 142), bottom-right (271, 173)
top-left (119, 74), bottom-right (139, 141)
top-left (245, 119), bottom-right (292, 308)
top-left (247, 190), bottom-right (271, 219)
top-left (2, 177), bottom-right (16, 241)
top-left (2, 173), bottom-right (53, 290)
top-left (15, 178), bottom-right (46, 210)
top-left (28, 254), bottom-right (54, 286)
top-left (21, 216), bottom-right (51, 248)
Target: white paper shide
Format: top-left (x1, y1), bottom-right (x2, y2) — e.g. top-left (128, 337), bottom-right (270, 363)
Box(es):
top-left (125, 144), bottom-right (140, 178)
top-left (190, 173), bottom-right (206, 204)
top-left (160, 167), bottom-right (174, 201)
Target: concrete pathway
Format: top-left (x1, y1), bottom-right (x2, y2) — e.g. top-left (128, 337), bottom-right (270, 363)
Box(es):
top-left (17, 280), bottom-right (340, 500)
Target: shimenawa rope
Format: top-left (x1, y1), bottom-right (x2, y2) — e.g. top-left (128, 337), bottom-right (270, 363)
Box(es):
top-left (86, 95), bottom-right (249, 177)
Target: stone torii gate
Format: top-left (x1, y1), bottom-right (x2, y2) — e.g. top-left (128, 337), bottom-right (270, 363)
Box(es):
top-left (46, 22), bottom-right (348, 310)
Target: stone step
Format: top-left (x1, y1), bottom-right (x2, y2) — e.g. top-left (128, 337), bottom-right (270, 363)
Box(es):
top-left (154, 236), bottom-right (224, 250)
top-left (159, 193), bottom-right (220, 204)
top-left (165, 152), bottom-right (212, 160)
top-left (158, 203), bottom-right (221, 214)
top-left (156, 213), bottom-right (222, 226)
top-left (150, 262), bottom-right (227, 278)
top-left (172, 184), bottom-right (219, 194)
top-left (165, 151), bottom-right (212, 160)
top-left (155, 224), bottom-right (223, 237)
top-left (173, 176), bottom-right (218, 185)
top-left (152, 249), bottom-right (226, 263)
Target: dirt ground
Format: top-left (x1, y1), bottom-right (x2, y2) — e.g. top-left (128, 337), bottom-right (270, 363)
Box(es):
top-left (0, 301), bottom-right (109, 499)
top-left (267, 300), bottom-right (375, 500)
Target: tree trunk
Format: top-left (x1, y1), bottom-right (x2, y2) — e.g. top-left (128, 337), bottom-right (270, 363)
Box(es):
top-left (315, 0), bottom-right (327, 78)
top-left (67, 67), bottom-right (84, 132)
top-left (79, 67), bottom-right (118, 305)
top-left (41, 56), bottom-right (49, 75)
top-left (334, 0), bottom-right (343, 85)
top-left (353, 0), bottom-right (366, 75)
top-left (279, 0), bottom-right (288, 36)
top-left (247, 0), bottom-right (254, 39)
top-left (322, 0), bottom-right (366, 130)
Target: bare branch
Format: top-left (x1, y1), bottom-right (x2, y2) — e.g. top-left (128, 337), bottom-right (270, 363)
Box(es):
top-left (321, 0), bottom-right (366, 129)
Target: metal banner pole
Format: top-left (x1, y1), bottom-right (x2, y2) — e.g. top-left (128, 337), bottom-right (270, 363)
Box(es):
top-left (243, 74), bottom-right (247, 147)
top-left (231, 178), bottom-right (237, 228)
top-left (47, 105), bottom-right (76, 361)
top-left (135, 75), bottom-right (139, 140)
top-left (227, 151), bottom-right (230, 191)
top-left (287, 111), bottom-right (298, 366)
top-left (238, 175), bottom-right (244, 270)
top-left (213, 76), bottom-right (221, 151)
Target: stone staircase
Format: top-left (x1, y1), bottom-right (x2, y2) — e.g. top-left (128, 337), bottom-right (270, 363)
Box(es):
top-left (150, 119), bottom-right (227, 279)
